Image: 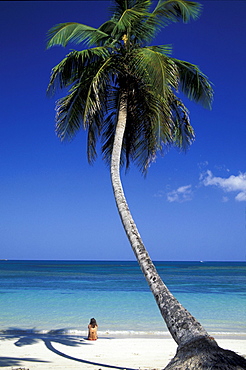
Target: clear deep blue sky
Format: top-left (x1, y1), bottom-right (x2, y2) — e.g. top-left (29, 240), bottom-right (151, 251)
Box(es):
top-left (1, 1), bottom-right (246, 261)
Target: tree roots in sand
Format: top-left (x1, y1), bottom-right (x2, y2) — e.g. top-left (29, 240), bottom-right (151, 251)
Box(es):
top-left (164, 337), bottom-right (246, 370)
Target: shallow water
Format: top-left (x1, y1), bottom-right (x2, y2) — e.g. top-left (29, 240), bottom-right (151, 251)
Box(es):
top-left (0, 260), bottom-right (245, 336)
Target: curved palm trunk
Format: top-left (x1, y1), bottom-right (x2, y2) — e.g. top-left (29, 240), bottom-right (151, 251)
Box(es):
top-left (110, 95), bottom-right (246, 369)
top-left (110, 95), bottom-right (209, 347)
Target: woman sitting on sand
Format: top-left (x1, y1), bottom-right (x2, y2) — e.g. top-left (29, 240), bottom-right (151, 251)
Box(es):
top-left (87, 318), bottom-right (98, 340)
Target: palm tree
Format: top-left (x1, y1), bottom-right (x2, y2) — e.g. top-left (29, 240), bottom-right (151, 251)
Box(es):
top-left (46, 1), bottom-right (246, 368)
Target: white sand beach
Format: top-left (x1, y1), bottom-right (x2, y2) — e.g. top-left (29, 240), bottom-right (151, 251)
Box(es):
top-left (0, 333), bottom-right (245, 369)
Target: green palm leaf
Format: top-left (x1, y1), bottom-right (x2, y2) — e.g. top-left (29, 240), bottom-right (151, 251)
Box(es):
top-left (109, 0), bottom-right (151, 19)
top-left (98, 20), bottom-right (117, 35)
top-left (147, 44), bottom-right (173, 55)
top-left (173, 59), bottom-right (213, 108)
top-left (46, 22), bottom-right (110, 48)
top-left (129, 47), bottom-right (179, 97)
top-left (170, 96), bottom-right (195, 150)
top-left (47, 47), bottom-right (111, 96)
top-left (55, 85), bottom-right (84, 141)
top-left (151, 0), bottom-right (201, 26)
top-left (83, 57), bottom-right (114, 128)
top-left (141, 0), bottom-right (201, 41)
top-left (109, 0), bottom-right (161, 46)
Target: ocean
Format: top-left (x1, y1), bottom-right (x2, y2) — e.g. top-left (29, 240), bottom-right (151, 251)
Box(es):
top-left (0, 260), bottom-right (245, 337)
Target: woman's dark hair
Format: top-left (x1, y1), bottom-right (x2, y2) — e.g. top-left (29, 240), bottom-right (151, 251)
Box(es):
top-left (89, 318), bottom-right (97, 327)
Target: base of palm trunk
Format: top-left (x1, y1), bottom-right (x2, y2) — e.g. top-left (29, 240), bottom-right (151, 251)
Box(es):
top-left (164, 336), bottom-right (246, 369)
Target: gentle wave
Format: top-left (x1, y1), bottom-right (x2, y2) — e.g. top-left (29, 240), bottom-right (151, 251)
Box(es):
top-left (1, 328), bottom-right (246, 339)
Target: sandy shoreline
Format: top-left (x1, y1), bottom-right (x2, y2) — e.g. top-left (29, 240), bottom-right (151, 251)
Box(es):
top-left (0, 333), bottom-right (245, 370)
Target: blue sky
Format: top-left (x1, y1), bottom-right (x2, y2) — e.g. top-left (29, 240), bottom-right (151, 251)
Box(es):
top-left (1, 1), bottom-right (246, 261)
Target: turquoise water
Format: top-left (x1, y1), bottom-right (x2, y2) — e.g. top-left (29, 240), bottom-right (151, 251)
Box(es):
top-left (0, 260), bottom-right (245, 336)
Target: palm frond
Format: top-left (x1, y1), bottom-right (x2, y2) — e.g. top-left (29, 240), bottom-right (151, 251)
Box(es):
top-left (101, 70), bottom-right (174, 173)
top-left (98, 20), bottom-right (117, 35)
top-left (47, 47), bottom-right (111, 97)
top-left (147, 44), bottom-right (173, 55)
top-left (170, 96), bottom-right (195, 151)
top-left (107, 0), bottom-right (159, 46)
top-left (54, 62), bottom-right (108, 142)
top-left (140, 0), bottom-right (201, 41)
top-left (84, 58), bottom-right (121, 164)
top-left (46, 22), bottom-right (110, 48)
top-left (111, 8), bottom-right (148, 40)
top-left (125, 90), bottom-right (170, 172)
top-left (109, 0), bottom-right (151, 19)
top-left (55, 70), bottom-right (106, 147)
top-left (83, 57), bottom-right (114, 127)
top-left (151, 0), bottom-right (201, 26)
top-left (173, 59), bottom-right (213, 108)
top-left (129, 48), bottom-right (179, 97)
top-left (101, 87), bottom-right (122, 167)
top-left (85, 80), bottom-right (111, 164)
top-left (55, 85), bottom-right (84, 141)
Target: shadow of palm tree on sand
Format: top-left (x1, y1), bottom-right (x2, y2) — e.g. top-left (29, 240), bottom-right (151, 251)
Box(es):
top-left (0, 328), bottom-right (136, 369)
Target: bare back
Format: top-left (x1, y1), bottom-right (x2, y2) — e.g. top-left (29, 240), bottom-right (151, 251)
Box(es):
top-left (88, 324), bottom-right (98, 340)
